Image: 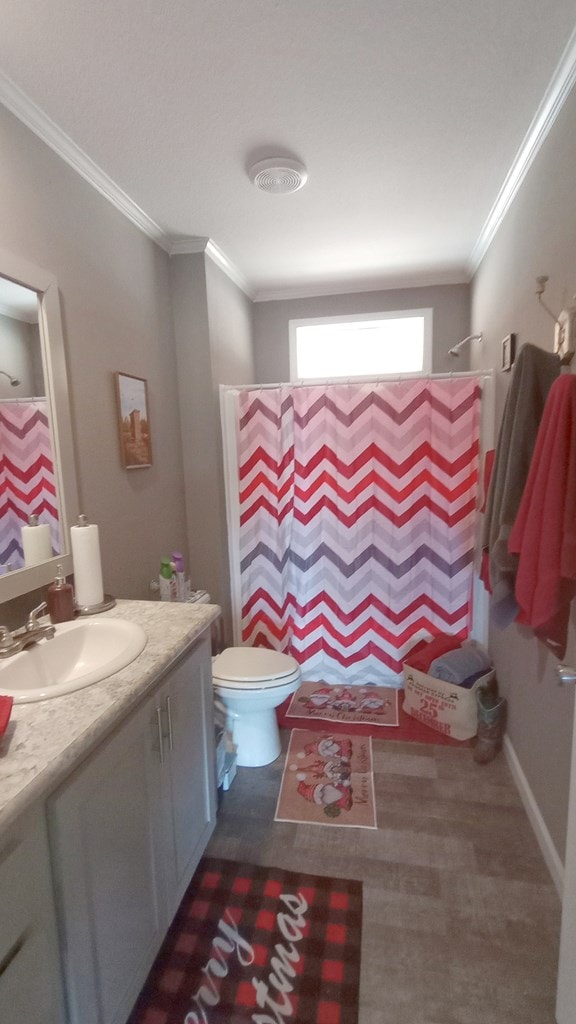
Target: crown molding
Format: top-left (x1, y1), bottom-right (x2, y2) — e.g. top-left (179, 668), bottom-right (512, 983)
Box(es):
top-left (0, 70), bottom-right (171, 252)
top-left (470, 23), bottom-right (576, 274)
top-left (253, 267), bottom-right (469, 302)
top-left (170, 237), bottom-right (253, 297)
top-left (169, 237), bottom-right (210, 255)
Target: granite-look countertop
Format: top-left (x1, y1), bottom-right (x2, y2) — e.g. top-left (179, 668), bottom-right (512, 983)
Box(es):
top-left (0, 599), bottom-right (220, 833)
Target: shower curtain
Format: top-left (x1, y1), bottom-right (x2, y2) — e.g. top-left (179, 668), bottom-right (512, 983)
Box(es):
top-left (235, 376), bottom-right (482, 685)
top-left (0, 400), bottom-right (59, 569)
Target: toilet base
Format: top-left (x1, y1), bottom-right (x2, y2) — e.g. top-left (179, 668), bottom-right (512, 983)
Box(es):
top-left (228, 707), bottom-right (281, 767)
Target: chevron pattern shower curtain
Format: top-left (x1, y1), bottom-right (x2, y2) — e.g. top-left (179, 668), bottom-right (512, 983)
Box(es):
top-left (237, 377), bottom-right (481, 684)
top-left (0, 401), bottom-right (59, 569)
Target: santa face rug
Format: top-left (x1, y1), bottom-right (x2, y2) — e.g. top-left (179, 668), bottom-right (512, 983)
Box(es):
top-left (127, 856), bottom-right (362, 1024)
top-left (274, 730), bottom-right (376, 829)
top-left (285, 683), bottom-right (399, 728)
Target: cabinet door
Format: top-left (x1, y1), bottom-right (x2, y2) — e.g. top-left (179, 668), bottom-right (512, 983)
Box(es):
top-left (0, 808), bottom-right (64, 1024)
top-left (48, 697), bottom-right (166, 1024)
top-left (160, 635), bottom-right (217, 915)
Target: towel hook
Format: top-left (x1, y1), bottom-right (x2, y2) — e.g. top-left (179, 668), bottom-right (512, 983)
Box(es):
top-left (535, 276), bottom-right (560, 325)
top-left (535, 276), bottom-right (574, 365)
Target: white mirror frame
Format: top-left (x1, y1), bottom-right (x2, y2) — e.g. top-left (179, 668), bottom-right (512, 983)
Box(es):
top-left (0, 247), bottom-right (80, 602)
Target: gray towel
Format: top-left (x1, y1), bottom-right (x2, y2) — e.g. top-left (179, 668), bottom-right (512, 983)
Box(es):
top-left (481, 343), bottom-right (560, 627)
top-left (430, 642), bottom-right (492, 685)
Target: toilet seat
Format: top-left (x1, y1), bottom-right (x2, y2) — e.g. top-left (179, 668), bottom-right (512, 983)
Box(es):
top-left (212, 647), bottom-right (300, 689)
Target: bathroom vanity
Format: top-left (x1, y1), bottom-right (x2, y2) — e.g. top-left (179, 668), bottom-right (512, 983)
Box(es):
top-left (0, 599), bottom-right (220, 1024)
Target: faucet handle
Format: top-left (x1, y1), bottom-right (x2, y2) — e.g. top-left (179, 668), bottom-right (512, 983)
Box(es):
top-left (0, 626), bottom-right (22, 656)
top-left (27, 601), bottom-right (48, 628)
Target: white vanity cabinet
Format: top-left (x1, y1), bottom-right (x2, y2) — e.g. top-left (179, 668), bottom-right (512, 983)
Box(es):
top-left (0, 807), bottom-right (64, 1024)
top-left (48, 635), bottom-right (216, 1024)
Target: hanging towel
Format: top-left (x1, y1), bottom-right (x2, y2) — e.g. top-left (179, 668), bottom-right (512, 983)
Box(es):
top-left (481, 344), bottom-right (560, 627)
top-left (508, 374), bottom-right (576, 659)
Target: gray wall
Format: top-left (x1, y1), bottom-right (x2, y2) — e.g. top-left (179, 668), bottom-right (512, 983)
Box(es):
top-left (170, 252), bottom-right (254, 643)
top-left (0, 104), bottom-right (188, 604)
top-left (253, 283), bottom-right (471, 382)
top-left (471, 83), bottom-right (576, 861)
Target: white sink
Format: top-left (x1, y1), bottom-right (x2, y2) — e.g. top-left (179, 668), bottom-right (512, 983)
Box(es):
top-left (0, 617), bottom-right (147, 703)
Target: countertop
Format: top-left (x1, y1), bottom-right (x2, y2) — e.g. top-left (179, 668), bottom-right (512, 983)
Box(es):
top-left (0, 599), bottom-right (221, 833)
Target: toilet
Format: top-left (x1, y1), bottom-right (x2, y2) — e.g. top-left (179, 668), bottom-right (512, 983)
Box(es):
top-left (212, 646), bottom-right (301, 767)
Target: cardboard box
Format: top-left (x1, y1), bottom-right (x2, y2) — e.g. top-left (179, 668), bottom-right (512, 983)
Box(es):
top-left (402, 664), bottom-right (494, 741)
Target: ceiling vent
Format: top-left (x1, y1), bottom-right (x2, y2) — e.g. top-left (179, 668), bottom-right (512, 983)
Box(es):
top-left (249, 158), bottom-right (308, 194)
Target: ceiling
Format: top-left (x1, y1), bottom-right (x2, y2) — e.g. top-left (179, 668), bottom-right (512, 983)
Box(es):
top-left (1, 1), bottom-right (576, 300)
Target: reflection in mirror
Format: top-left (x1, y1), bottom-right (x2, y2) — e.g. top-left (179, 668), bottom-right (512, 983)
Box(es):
top-left (0, 277), bottom-right (60, 571)
top-left (0, 248), bottom-right (79, 603)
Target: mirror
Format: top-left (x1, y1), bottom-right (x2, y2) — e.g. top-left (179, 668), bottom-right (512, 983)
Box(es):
top-left (0, 247), bottom-right (79, 602)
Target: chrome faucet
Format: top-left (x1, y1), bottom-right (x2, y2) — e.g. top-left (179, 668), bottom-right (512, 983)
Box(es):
top-left (0, 601), bottom-right (56, 658)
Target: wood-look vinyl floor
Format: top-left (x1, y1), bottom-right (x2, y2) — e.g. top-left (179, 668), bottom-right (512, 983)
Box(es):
top-left (205, 730), bottom-right (561, 1024)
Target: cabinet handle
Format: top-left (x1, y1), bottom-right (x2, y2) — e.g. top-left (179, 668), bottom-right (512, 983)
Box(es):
top-left (166, 696), bottom-right (174, 751)
top-left (156, 707), bottom-right (165, 764)
top-left (0, 927), bottom-right (30, 978)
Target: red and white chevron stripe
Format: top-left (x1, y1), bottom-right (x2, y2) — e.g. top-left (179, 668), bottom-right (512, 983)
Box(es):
top-left (237, 378), bottom-right (482, 685)
top-left (0, 402), bottom-right (60, 569)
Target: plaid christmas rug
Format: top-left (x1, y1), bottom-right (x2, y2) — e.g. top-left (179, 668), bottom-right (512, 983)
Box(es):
top-left (127, 856), bottom-right (362, 1024)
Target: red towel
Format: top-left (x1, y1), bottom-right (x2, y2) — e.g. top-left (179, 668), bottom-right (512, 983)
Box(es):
top-left (404, 633), bottom-right (462, 673)
top-left (0, 695), bottom-right (13, 736)
top-left (508, 375), bottom-right (576, 658)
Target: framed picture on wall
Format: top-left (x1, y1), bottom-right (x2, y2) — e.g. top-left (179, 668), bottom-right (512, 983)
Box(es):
top-left (114, 372), bottom-right (153, 468)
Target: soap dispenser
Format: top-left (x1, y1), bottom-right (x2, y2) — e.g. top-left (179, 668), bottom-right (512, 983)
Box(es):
top-left (47, 564), bottom-right (75, 623)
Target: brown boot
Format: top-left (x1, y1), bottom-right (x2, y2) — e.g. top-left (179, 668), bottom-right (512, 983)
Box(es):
top-left (474, 688), bottom-right (507, 764)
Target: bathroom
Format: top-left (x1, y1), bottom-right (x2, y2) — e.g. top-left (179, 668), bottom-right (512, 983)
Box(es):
top-left (1, 6), bottom-right (576, 1022)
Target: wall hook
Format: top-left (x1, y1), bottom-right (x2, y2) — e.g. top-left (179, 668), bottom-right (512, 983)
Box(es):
top-left (535, 276), bottom-right (561, 326)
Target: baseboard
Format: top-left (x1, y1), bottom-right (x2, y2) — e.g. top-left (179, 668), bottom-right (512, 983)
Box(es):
top-left (503, 735), bottom-right (564, 897)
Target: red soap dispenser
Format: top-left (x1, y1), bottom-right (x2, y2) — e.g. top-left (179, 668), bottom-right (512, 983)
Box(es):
top-left (47, 564), bottom-right (75, 623)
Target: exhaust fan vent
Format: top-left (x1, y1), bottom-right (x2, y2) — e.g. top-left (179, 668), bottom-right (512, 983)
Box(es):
top-left (249, 158), bottom-right (308, 194)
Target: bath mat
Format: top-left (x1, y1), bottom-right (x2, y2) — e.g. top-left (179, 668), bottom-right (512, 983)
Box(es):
top-left (275, 729), bottom-right (376, 829)
top-left (127, 855), bottom-right (362, 1024)
top-left (278, 689), bottom-right (473, 747)
top-left (285, 682), bottom-right (399, 727)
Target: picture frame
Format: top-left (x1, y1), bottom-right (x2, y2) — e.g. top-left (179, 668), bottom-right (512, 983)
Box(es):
top-left (114, 372), bottom-right (153, 469)
top-left (501, 333), bottom-right (516, 372)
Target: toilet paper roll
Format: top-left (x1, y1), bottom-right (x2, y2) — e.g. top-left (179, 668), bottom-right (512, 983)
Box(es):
top-left (70, 521), bottom-right (104, 608)
top-left (21, 521), bottom-right (52, 566)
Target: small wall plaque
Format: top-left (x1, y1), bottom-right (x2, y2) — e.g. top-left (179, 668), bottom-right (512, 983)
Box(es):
top-left (501, 333), bottom-right (516, 372)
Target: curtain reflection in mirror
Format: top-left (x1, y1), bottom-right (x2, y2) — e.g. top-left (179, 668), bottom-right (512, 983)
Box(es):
top-left (0, 398), bottom-right (60, 570)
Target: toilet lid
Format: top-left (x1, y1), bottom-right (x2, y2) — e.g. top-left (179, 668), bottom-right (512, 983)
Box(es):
top-left (212, 646), bottom-right (300, 686)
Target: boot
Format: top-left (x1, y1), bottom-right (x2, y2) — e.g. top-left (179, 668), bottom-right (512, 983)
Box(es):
top-left (474, 687), bottom-right (507, 764)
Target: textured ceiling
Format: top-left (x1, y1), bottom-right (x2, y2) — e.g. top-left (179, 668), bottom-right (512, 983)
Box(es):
top-left (1, 1), bottom-right (576, 298)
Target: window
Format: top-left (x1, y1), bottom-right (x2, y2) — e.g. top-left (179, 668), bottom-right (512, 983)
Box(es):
top-left (289, 309), bottom-right (432, 381)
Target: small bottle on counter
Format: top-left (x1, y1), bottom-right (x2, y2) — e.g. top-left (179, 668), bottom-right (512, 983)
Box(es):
top-left (47, 564), bottom-right (75, 623)
top-left (171, 551), bottom-right (188, 602)
top-left (159, 557), bottom-right (175, 601)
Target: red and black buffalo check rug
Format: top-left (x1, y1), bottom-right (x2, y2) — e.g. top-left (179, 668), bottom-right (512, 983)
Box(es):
top-left (127, 856), bottom-right (362, 1024)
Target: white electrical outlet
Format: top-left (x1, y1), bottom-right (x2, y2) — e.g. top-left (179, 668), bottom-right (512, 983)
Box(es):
top-left (554, 305), bottom-right (576, 359)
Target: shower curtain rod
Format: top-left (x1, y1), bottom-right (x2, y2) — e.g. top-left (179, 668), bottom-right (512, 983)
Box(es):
top-left (0, 396), bottom-right (46, 403)
top-left (221, 369), bottom-right (493, 393)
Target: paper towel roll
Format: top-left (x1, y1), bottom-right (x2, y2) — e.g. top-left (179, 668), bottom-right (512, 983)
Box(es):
top-left (70, 519), bottom-right (104, 608)
top-left (21, 521), bottom-right (52, 566)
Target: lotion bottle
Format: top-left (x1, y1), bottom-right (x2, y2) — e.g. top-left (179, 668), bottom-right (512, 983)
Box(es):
top-left (47, 564), bottom-right (75, 623)
top-left (171, 551), bottom-right (187, 602)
